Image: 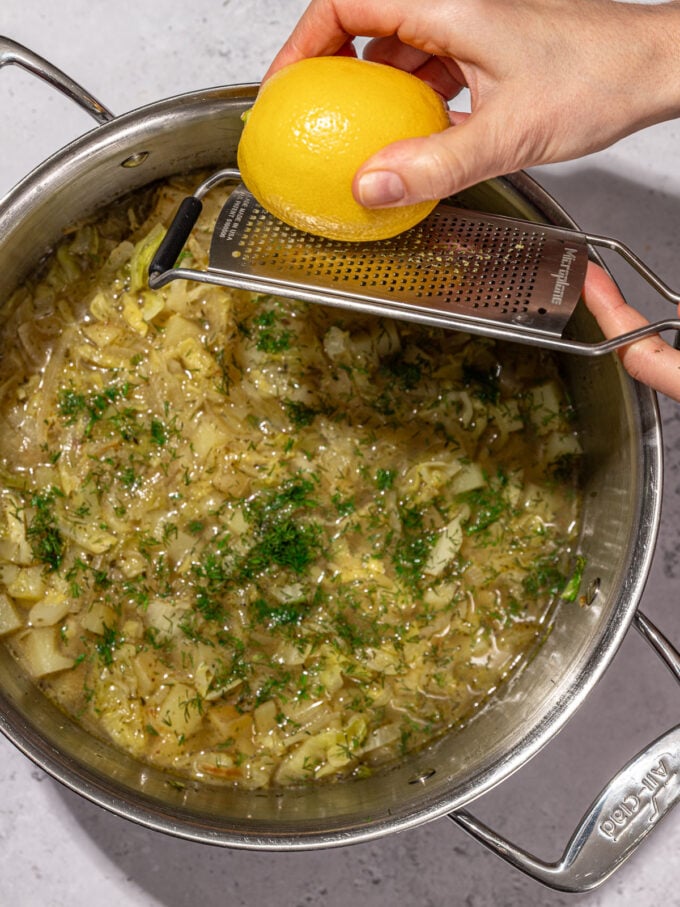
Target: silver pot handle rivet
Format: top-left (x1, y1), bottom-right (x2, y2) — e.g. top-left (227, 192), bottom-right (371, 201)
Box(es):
top-left (121, 152), bottom-right (151, 169)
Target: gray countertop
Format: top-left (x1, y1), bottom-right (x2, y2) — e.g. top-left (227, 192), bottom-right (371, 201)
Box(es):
top-left (1, 2), bottom-right (679, 905)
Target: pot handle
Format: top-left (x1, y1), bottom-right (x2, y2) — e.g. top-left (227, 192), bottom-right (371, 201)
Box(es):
top-left (448, 610), bottom-right (680, 892)
top-left (0, 36), bottom-right (113, 125)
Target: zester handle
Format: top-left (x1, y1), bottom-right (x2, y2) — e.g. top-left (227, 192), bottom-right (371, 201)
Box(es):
top-left (149, 197), bottom-right (203, 280)
top-left (0, 36), bottom-right (113, 124)
top-left (586, 232), bottom-right (680, 306)
top-left (147, 168), bottom-right (241, 290)
top-left (448, 610), bottom-right (680, 892)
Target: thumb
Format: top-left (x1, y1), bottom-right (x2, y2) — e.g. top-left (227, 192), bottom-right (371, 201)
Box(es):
top-left (354, 108), bottom-right (520, 207)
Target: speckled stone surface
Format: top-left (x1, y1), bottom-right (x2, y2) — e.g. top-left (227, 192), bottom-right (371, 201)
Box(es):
top-left (1, 3), bottom-right (679, 905)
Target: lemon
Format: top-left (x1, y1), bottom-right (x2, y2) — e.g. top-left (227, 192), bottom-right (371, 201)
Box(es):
top-left (237, 57), bottom-right (450, 242)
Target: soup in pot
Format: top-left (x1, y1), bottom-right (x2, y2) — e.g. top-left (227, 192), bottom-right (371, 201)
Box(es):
top-left (0, 177), bottom-right (583, 788)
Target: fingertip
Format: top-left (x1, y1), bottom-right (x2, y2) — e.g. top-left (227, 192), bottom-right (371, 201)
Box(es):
top-left (583, 262), bottom-right (680, 400)
top-left (262, 1), bottom-right (359, 81)
top-left (584, 260), bottom-right (625, 305)
top-left (583, 261), bottom-right (644, 331)
top-left (354, 170), bottom-right (406, 208)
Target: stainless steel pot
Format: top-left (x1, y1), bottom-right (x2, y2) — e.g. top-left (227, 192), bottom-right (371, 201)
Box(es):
top-left (1, 37), bottom-right (678, 893)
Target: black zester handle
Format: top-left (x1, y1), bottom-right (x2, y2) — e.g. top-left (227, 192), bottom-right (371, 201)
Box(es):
top-left (149, 196), bottom-right (203, 279)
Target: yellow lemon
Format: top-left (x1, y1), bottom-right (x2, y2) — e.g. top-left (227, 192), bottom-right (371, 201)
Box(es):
top-left (237, 56), bottom-right (450, 242)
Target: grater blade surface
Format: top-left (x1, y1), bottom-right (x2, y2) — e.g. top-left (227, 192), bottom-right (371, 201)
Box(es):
top-left (208, 184), bottom-right (589, 338)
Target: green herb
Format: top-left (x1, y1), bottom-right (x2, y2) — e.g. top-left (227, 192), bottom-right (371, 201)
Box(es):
top-left (375, 468), bottom-right (396, 491)
top-left (95, 624), bottom-right (119, 667)
top-left (166, 779), bottom-right (186, 791)
top-left (119, 463), bottom-right (141, 491)
top-left (254, 310), bottom-right (276, 327)
top-left (393, 533), bottom-right (434, 589)
top-left (144, 626), bottom-right (172, 651)
top-left (92, 568), bottom-right (111, 589)
top-left (372, 390), bottom-right (396, 416)
top-left (382, 353), bottom-right (422, 390)
top-left (246, 477), bottom-right (318, 524)
top-left (161, 522), bottom-right (179, 544)
top-left (150, 418), bottom-right (167, 446)
top-left (523, 556), bottom-right (568, 598)
top-left (57, 381), bottom-right (133, 437)
top-left (284, 399), bottom-right (318, 428)
top-left (245, 519), bottom-right (322, 577)
top-left (124, 576), bottom-right (151, 610)
top-left (56, 388), bottom-right (87, 423)
top-left (253, 309), bottom-right (291, 353)
top-left (178, 613), bottom-right (215, 645)
top-left (331, 493), bottom-right (355, 517)
top-left (459, 471), bottom-right (508, 535)
top-left (255, 671), bottom-right (292, 706)
top-left (109, 406), bottom-right (142, 443)
top-left (390, 506), bottom-right (435, 592)
top-left (332, 611), bottom-right (378, 652)
top-left (561, 555), bottom-right (586, 602)
top-left (26, 486), bottom-right (65, 572)
top-left (462, 362), bottom-right (500, 404)
top-left (180, 691), bottom-right (204, 720)
top-left (257, 329), bottom-right (291, 354)
top-left (135, 530), bottom-right (161, 562)
top-left (302, 755), bottom-right (321, 774)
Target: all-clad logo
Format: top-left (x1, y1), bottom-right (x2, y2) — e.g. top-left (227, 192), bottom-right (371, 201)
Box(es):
top-left (550, 247), bottom-right (579, 306)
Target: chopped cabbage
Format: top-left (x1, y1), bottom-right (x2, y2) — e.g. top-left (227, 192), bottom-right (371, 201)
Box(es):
top-left (0, 174), bottom-right (583, 789)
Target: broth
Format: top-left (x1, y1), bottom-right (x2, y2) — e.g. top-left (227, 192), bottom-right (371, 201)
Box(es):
top-left (0, 177), bottom-right (582, 788)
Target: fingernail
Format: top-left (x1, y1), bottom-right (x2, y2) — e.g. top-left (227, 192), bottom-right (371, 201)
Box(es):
top-left (357, 171), bottom-right (406, 207)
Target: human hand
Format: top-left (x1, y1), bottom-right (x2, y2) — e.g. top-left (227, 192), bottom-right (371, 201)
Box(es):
top-left (266, 0), bottom-right (680, 209)
top-left (267, 0), bottom-right (680, 399)
top-left (583, 263), bottom-right (680, 402)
